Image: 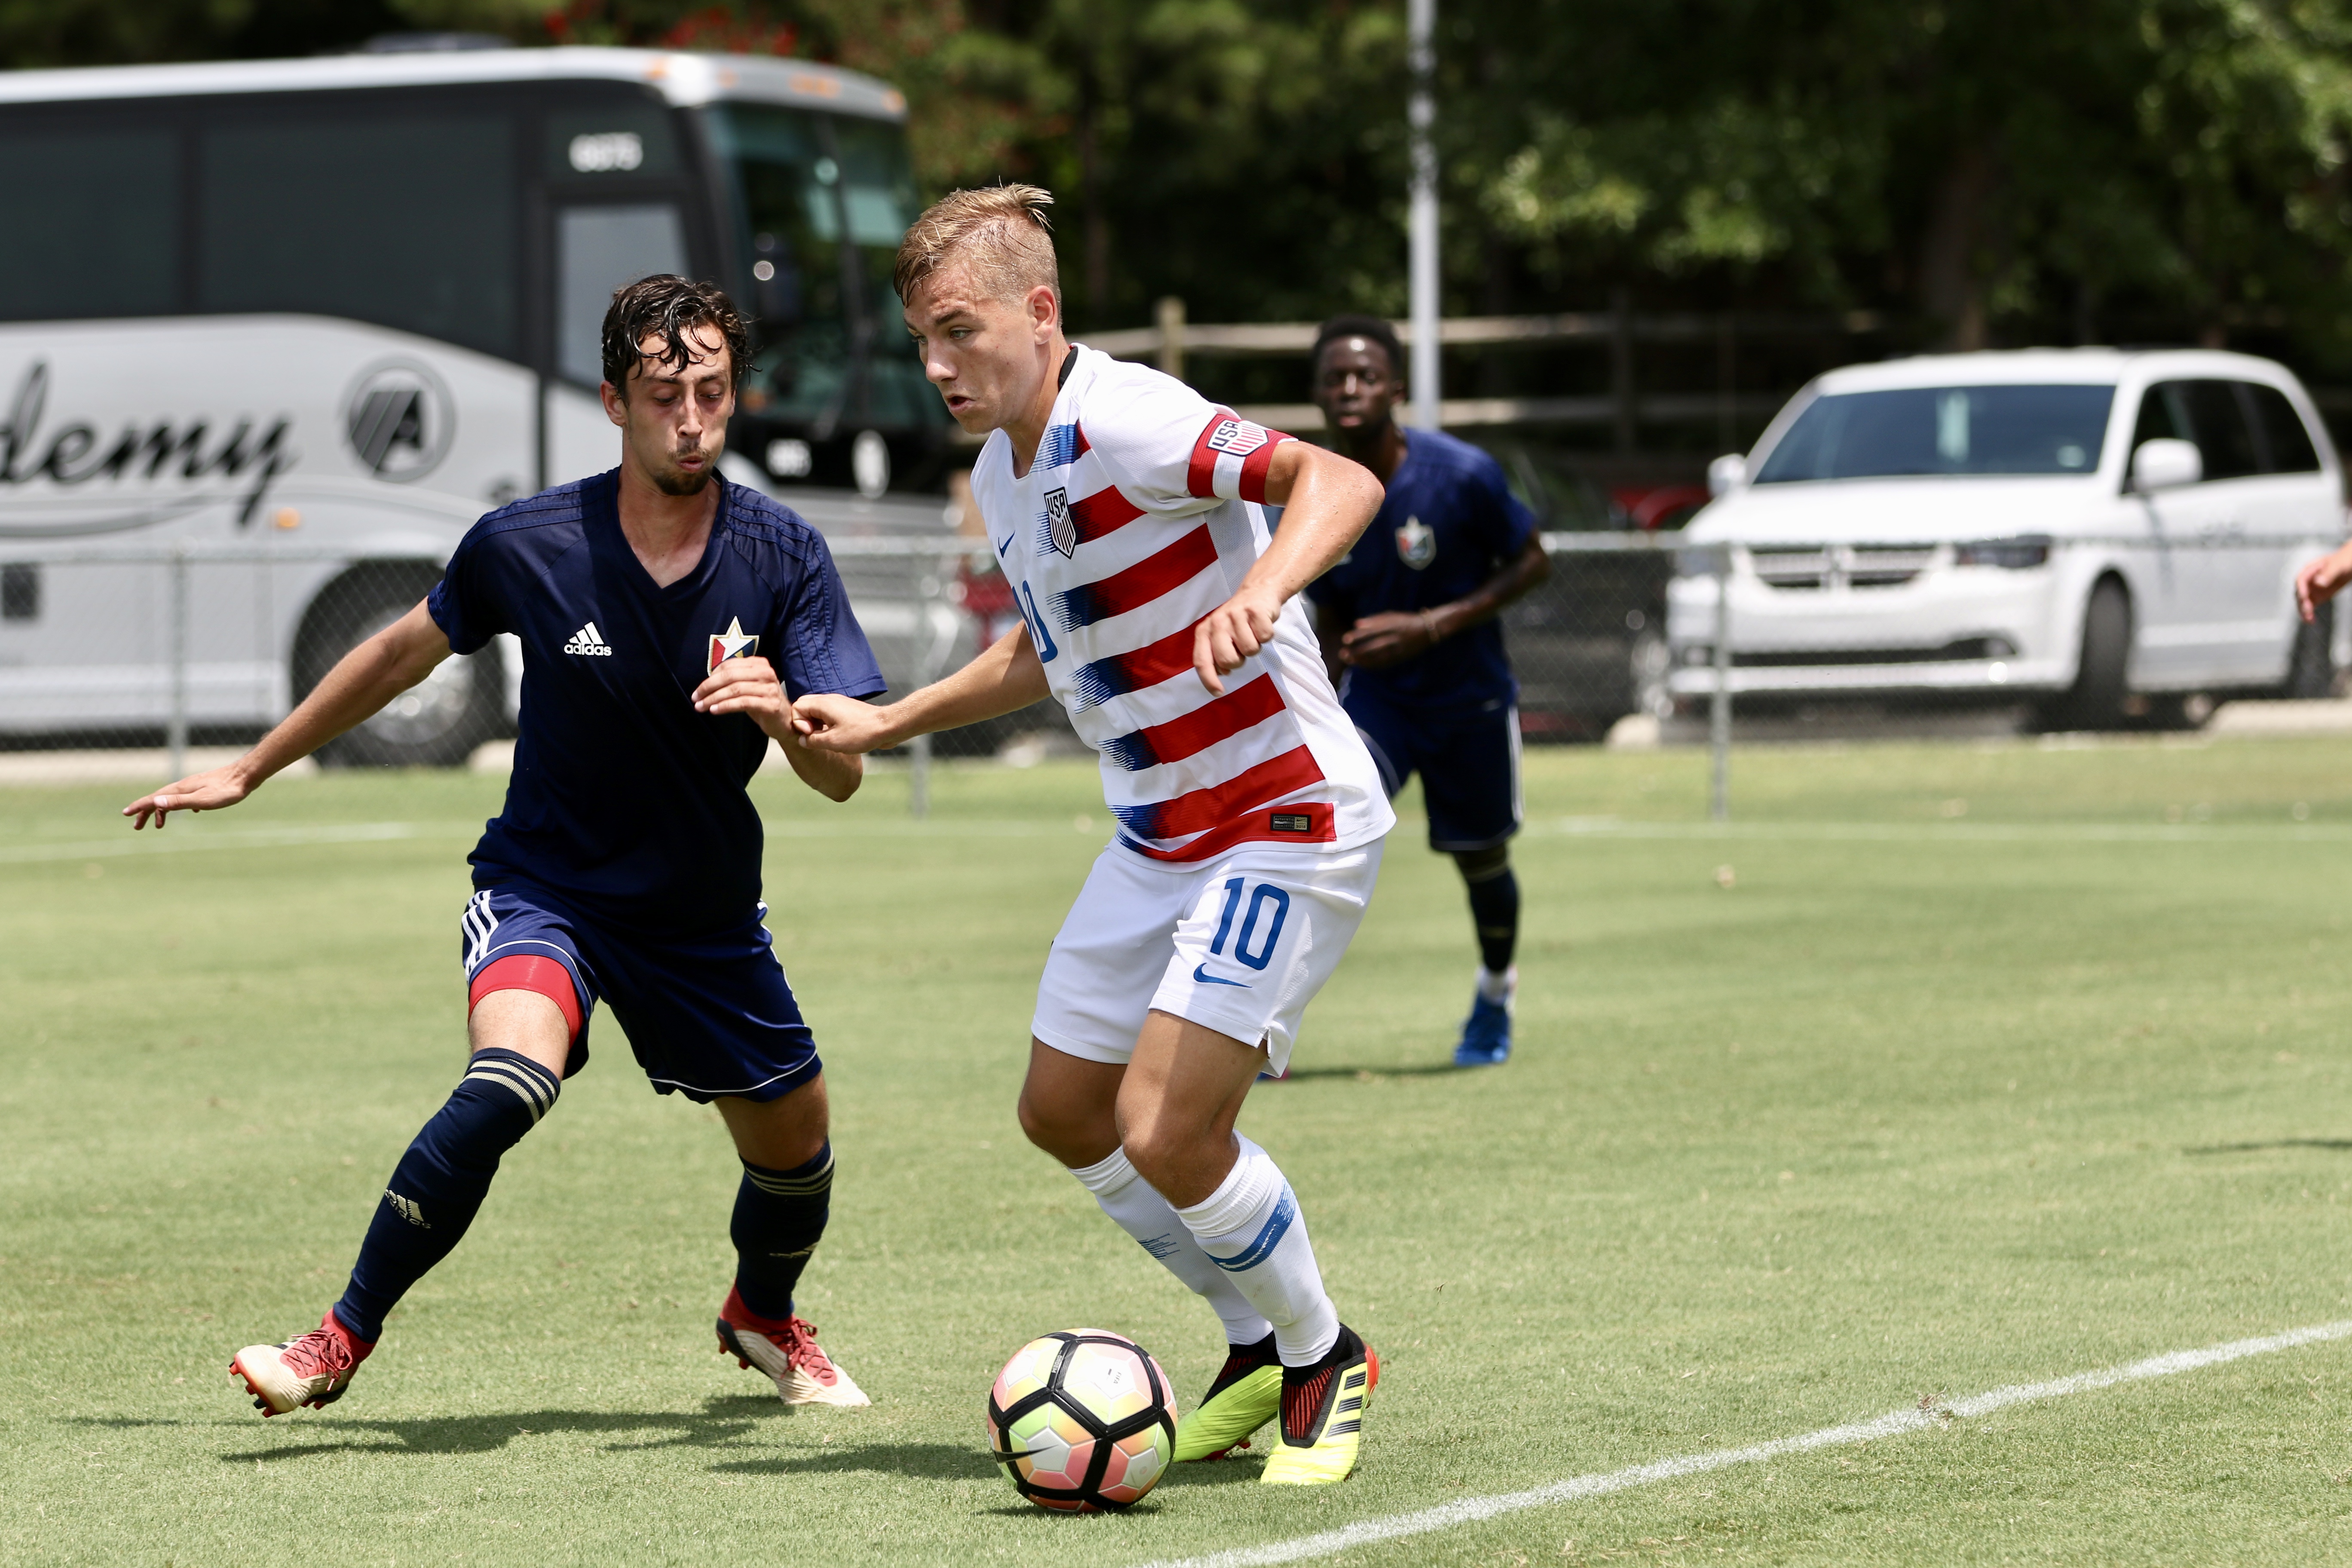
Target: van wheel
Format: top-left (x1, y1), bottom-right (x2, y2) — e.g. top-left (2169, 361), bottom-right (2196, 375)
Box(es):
top-left (2285, 600), bottom-right (2337, 699)
top-left (2036, 578), bottom-right (2131, 731)
top-left (294, 567), bottom-right (502, 769)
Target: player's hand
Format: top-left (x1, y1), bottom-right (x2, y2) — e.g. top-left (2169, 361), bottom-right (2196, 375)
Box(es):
top-left (2296, 542), bottom-right (2352, 622)
top-left (693, 655), bottom-right (790, 732)
top-left (792, 692), bottom-right (900, 754)
top-left (1193, 588), bottom-right (1285, 695)
top-left (1338, 609), bottom-right (1442, 671)
top-left (122, 765), bottom-right (253, 830)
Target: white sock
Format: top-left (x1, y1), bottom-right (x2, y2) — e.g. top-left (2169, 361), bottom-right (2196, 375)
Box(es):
top-left (1069, 1148), bottom-right (1272, 1347)
top-left (1476, 964), bottom-right (1517, 1007)
top-left (1174, 1134), bottom-right (1338, 1367)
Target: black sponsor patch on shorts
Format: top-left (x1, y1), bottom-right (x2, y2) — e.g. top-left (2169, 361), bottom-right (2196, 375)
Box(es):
top-left (1269, 812), bottom-right (1313, 833)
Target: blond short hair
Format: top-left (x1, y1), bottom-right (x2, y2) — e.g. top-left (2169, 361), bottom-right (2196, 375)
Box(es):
top-left (894, 184), bottom-right (1061, 308)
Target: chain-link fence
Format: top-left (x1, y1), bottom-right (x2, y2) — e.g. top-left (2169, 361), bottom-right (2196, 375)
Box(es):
top-left (1513, 526), bottom-right (2352, 815)
top-left (4, 526), bottom-right (2347, 822)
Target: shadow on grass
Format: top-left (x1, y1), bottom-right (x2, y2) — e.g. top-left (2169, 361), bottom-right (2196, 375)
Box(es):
top-left (2184, 1138), bottom-right (2352, 1155)
top-left (1272, 1063), bottom-right (1469, 1081)
top-left (77, 1394), bottom-right (980, 1475)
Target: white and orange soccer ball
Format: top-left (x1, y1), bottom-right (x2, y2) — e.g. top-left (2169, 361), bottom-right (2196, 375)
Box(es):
top-left (986, 1329), bottom-right (1179, 1512)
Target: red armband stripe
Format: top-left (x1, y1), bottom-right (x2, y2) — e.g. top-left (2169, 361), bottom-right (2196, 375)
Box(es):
top-left (1237, 432), bottom-right (1290, 504)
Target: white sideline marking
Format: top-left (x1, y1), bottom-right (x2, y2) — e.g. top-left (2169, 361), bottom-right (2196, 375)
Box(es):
top-left (0, 821), bottom-right (425, 864)
top-left (1529, 817), bottom-right (2352, 844)
top-left (1138, 1320), bottom-right (2352, 1568)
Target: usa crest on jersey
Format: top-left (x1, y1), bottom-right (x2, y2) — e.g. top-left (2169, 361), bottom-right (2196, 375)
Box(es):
top-left (1044, 486), bottom-right (1077, 557)
top-left (708, 616), bottom-right (759, 672)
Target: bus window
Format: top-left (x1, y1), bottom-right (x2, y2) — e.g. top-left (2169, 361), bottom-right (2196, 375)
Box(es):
top-left (198, 110), bottom-right (518, 360)
top-left (706, 105), bottom-right (849, 422)
top-left (0, 124), bottom-right (179, 321)
top-left (830, 115), bottom-right (935, 426)
top-left (557, 205), bottom-right (689, 386)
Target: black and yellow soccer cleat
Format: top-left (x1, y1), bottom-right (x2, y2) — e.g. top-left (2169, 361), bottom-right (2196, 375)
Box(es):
top-left (1173, 1332), bottom-right (1281, 1461)
top-left (1259, 1323), bottom-right (1378, 1485)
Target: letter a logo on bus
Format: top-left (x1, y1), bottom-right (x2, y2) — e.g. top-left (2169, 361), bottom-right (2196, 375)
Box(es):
top-left (343, 360), bottom-right (454, 483)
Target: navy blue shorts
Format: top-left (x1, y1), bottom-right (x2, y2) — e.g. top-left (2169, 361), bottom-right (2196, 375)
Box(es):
top-left (1340, 678), bottom-right (1522, 852)
top-left (459, 882), bottom-right (821, 1103)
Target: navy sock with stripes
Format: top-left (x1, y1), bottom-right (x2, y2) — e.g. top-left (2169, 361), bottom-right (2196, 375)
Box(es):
top-left (731, 1142), bottom-right (834, 1321)
top-left (1455, 850), bottom-right (1520, 976)
top-left (334, 1048), bottom-right (560, 1343)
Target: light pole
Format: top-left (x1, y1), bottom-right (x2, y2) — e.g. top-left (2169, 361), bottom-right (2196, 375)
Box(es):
top-left (1408, 0), bottom-right (1439, 430)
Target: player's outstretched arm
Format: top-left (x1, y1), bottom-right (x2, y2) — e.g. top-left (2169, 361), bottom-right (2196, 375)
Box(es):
top-left (1192, 442), bottom-right (1383, 694)
top-left (692, 655), bottom-right (863, 802)
top-left (122, 600), bottom-right (456, 829)
top-left (795, 624), bottom-right (1050, 755)
top-left (2296, 540), bottom-right (2352, 622)
top-left (1340, 536), bottom-right (1552, 671)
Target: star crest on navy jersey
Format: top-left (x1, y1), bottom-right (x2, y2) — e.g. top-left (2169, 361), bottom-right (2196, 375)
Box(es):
top-left (707, 616), bottom-right (759, 673)
top-left (1396, 515), bottom-right (1435, 570)
top-left (1044, 486), bottom-right (1077, 557)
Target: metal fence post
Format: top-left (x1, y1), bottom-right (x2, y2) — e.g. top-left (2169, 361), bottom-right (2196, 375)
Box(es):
top-left (906, 551), bottom-right (955, 820)
top-left (167, 542), bottom-right (190, 783)
top-left (1709, 545), bottom-right (1732, 821)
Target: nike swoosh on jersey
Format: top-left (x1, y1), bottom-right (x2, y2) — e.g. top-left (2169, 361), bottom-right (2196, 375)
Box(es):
top-left (1192, 965), bottom-right (1251, 988)
top-left (995, 535), bottom-right (1012, 557)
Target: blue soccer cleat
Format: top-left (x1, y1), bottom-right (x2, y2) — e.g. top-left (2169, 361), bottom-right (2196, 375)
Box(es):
top-left (1453, 991), bottom-right (1512, 1067)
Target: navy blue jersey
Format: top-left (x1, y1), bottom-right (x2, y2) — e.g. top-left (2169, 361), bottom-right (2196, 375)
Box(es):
top-left (1305, 429), bottom-right (1536, 708)
top-left (428, 470), bottom-right (885, 934)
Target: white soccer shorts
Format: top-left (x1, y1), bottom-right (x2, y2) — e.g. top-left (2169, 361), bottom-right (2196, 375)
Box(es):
top-left (1032, 840), bottom-right (1384, 1077)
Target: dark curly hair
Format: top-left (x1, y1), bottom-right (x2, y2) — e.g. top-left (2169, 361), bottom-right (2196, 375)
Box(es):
top-left (599, 274), bottom-right (749, 395)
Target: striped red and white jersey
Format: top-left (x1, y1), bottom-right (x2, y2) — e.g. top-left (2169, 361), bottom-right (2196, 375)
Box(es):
top-left (972, 347), bottom-right (1393, 866)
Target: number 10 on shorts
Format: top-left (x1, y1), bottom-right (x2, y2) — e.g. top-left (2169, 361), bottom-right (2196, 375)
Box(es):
top-left (1208, 877), bottom-right (1291, 971)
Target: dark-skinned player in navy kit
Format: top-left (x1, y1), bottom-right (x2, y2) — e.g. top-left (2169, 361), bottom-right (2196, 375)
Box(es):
top-left (1302, 316), bottom-right (1552, 1066)
top-left (124, 276), bottom-right (886, 1415)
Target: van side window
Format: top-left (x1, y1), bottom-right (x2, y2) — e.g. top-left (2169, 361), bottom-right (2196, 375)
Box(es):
top-left (2241, 383), bottom-right (2321, 474)
top-left (0, 125), bottom-right (179, 321)
top-left (198, 111), bottom-right (518, 360)
top-left (2133, 380), bottom-right (2261, 481)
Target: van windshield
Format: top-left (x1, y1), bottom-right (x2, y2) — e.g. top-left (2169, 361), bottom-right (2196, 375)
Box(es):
top-left (707, 103), bottom-right (940, 432)
top-left (1754, 384), bottom-right (2116, 482)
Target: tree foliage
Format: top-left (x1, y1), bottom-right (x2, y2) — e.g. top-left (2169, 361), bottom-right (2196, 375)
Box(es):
top-left (10, 0), bottom-right (2352, 364)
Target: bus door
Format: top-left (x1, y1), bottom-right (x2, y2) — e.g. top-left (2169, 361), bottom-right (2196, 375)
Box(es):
top-left (543, 95), bottom-right (698, 485)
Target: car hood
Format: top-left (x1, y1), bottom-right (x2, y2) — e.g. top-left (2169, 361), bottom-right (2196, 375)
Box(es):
top-left (1686, 475), bottom-right (2110, 543)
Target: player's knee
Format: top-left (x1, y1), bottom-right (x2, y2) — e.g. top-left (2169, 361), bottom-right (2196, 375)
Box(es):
top-left (1453, 845), bottom-right (1511, 884)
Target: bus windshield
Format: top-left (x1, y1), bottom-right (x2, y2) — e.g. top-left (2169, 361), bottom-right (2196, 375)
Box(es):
top-left (707, 103), bottom-right (940, 433)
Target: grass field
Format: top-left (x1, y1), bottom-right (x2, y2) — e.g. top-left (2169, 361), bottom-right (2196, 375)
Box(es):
top-left (8, 735), bottom-right (2352, 1565)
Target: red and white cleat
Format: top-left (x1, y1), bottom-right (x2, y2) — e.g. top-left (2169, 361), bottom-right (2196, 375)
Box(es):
top-left (230, 1311), bottom-right (374, 1417)
top-left (716, 1286), bottom-right (870, 1407)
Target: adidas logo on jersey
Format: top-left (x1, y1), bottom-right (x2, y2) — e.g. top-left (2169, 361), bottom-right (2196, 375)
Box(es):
top-left (563, 622), bottom-right (613, 657)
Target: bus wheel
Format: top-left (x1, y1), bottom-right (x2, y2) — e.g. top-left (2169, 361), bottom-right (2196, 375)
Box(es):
top-left (295, 568), bottom-right (502, 769)
top-left (2034, 577), bottom-right (2132, 732)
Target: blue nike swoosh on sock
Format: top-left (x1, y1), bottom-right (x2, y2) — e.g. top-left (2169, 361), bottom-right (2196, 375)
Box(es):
top-left (1193, 965), bottom-right (1251, 988)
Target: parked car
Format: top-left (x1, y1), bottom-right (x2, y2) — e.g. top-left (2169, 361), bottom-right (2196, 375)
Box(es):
top-left (1668, 349), bottom-right (2351, 728)
top-left (1485, 443), bottom-right (1681, 740)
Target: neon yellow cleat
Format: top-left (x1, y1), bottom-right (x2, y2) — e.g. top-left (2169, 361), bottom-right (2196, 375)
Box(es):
top-left (1174, 1335), bottom-right (1281, 1461)
top-left (1259, 1326), bottom-right (1377, 1486)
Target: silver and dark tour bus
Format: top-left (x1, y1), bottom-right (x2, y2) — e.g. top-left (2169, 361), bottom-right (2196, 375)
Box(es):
top-left (0, 44), bottom-right (951, 765)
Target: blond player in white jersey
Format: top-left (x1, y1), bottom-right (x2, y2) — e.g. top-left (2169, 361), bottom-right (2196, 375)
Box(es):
top-left (794, 186), bottom-right (1393, 1485)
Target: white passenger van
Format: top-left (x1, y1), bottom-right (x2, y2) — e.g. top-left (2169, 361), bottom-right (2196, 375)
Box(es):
top-left (1669, 349), bottom-right (2351, 727)
top-left (0, 43), bottom-right (950, 765)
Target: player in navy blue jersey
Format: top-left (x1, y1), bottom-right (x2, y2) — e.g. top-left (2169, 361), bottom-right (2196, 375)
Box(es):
top-left (1302, 316), bottom-right (1551, 1066)
top-left (123, 276), bottom-right (887, 1416)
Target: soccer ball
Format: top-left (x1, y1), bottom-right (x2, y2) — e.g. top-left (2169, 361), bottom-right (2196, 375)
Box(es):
top-left (986, 1329), bottom-right (1179, 1512)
